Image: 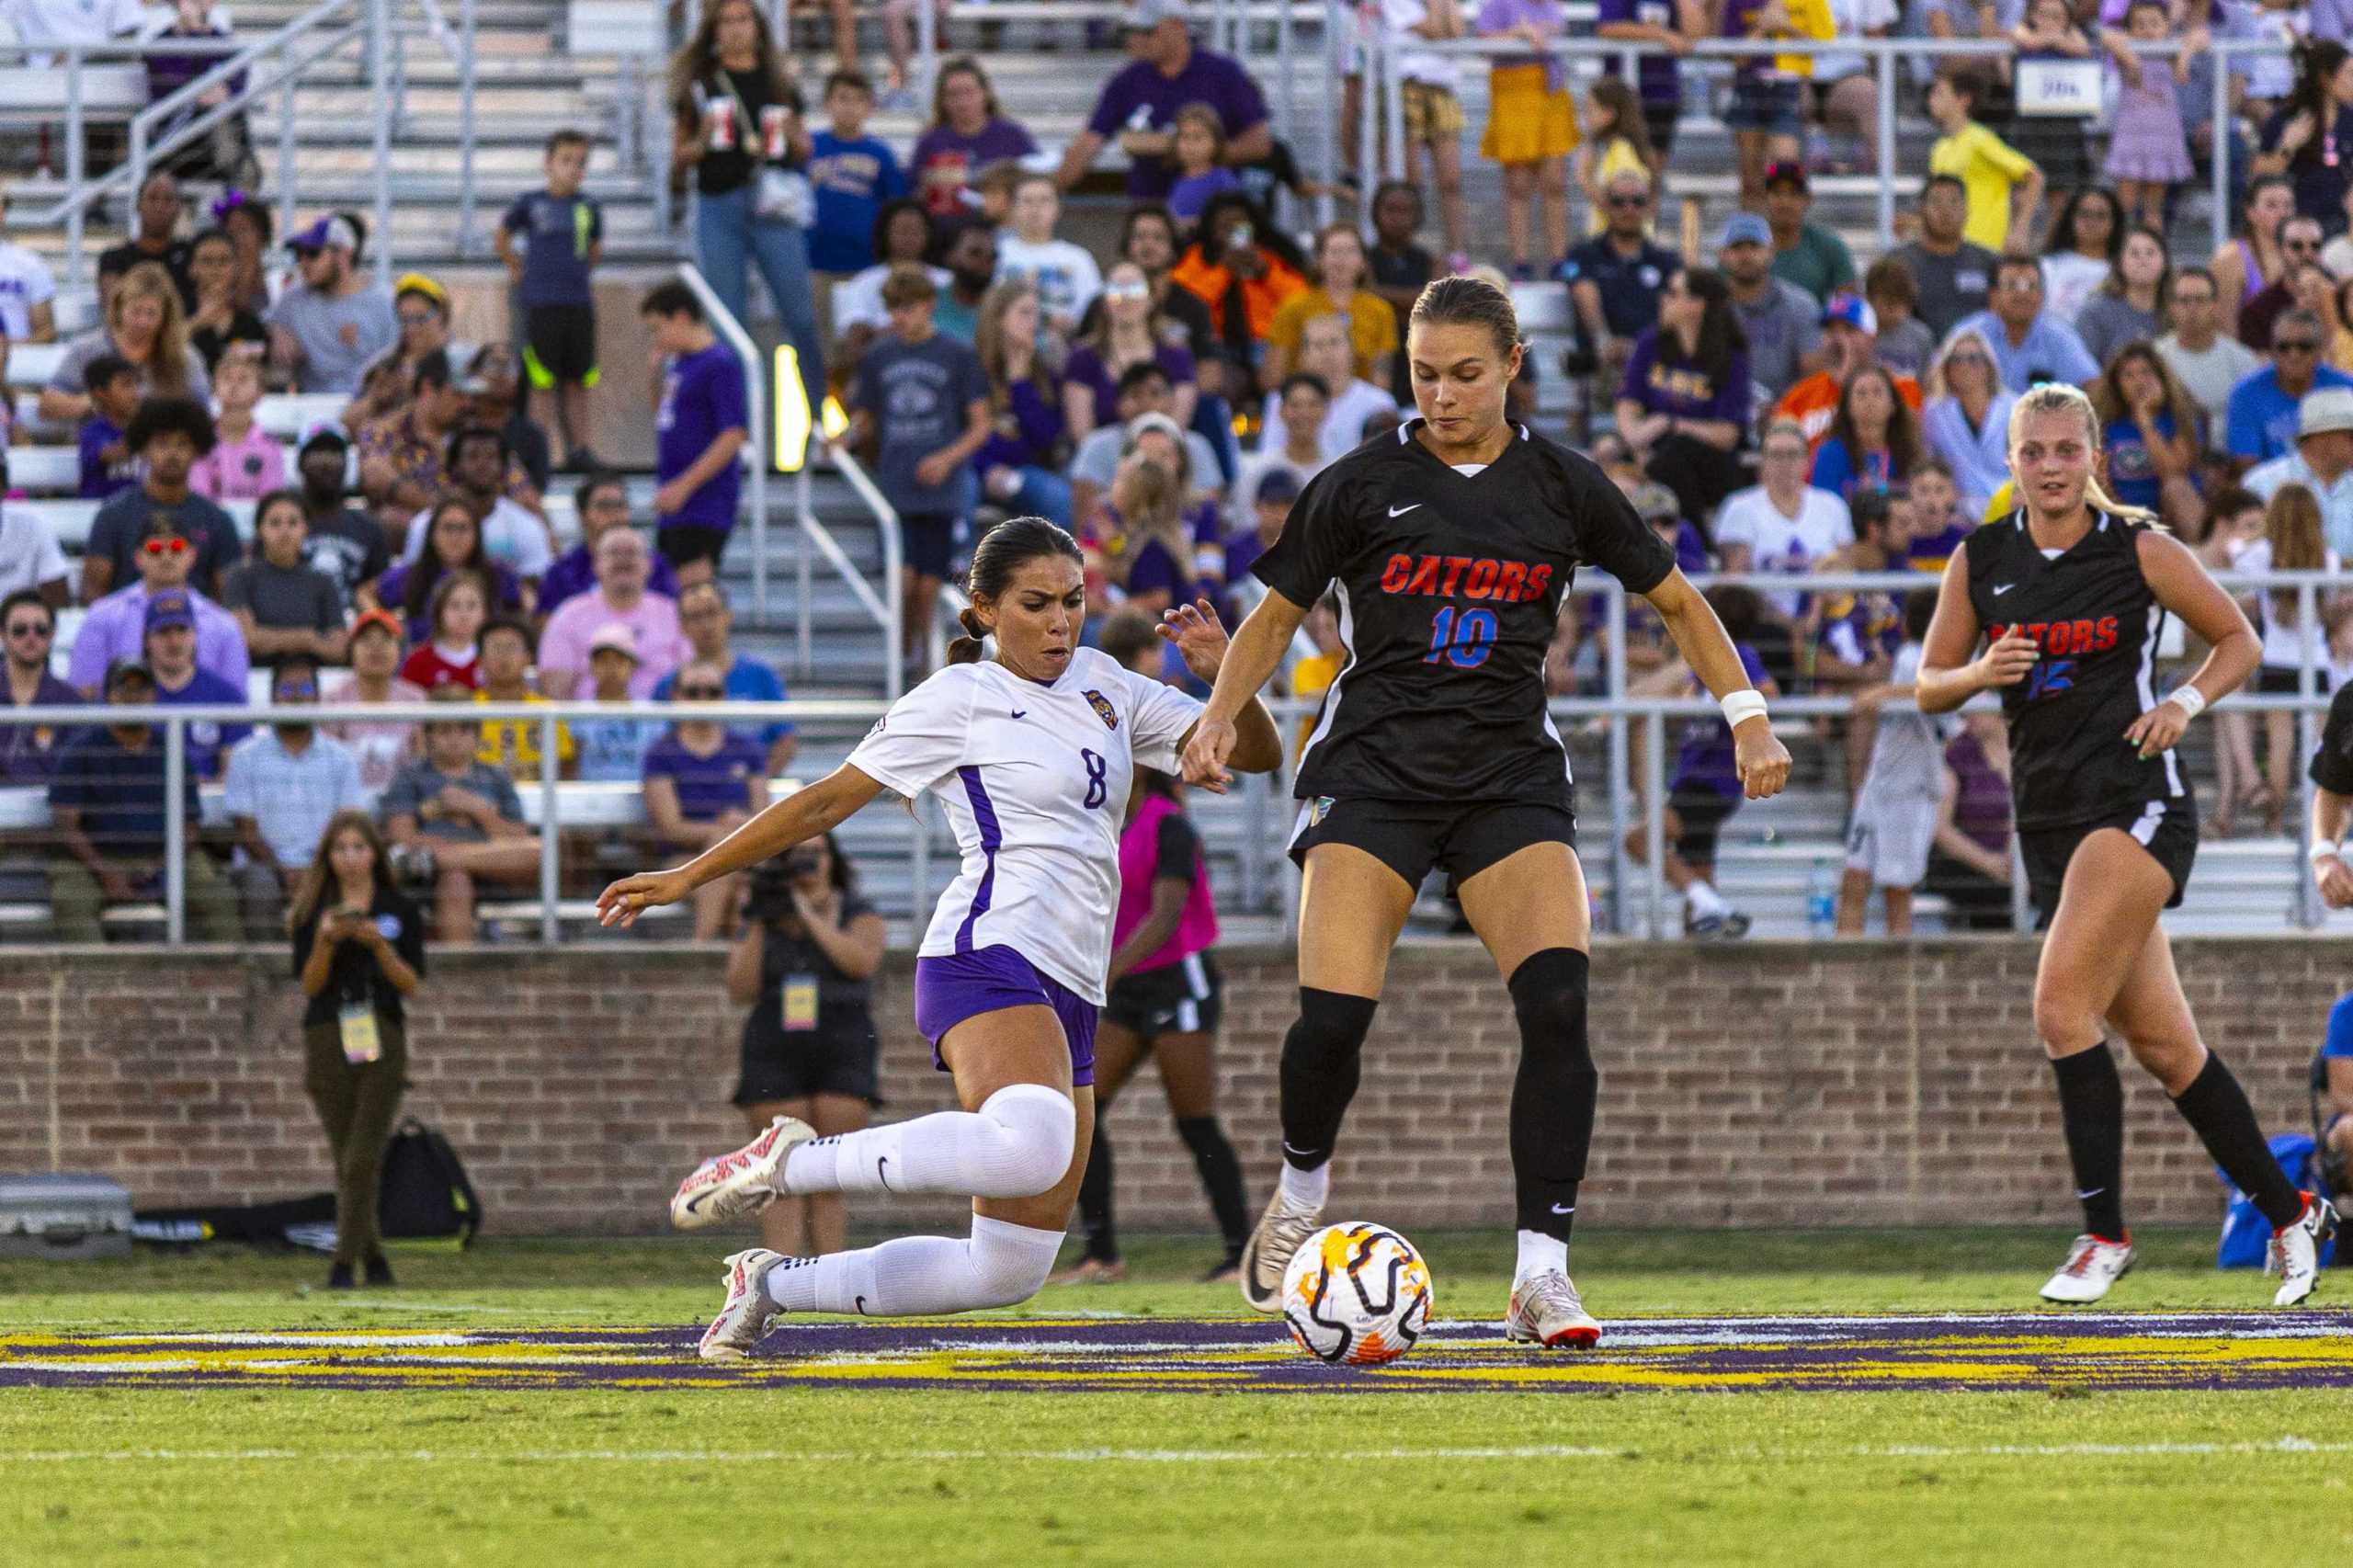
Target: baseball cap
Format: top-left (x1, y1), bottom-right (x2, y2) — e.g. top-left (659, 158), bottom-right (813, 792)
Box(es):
top-left (143, 589), bottom-right (196, 631)
top-left (1627, 483), bottom-right (1681, 523)
top-left (1124, 0), bottom-right (1188, 28)
top-left (1254, 469), bottom-right (1303, 506)
top-left (350, 608), bottom-right (404, 644)
top-left (587, 623), bottom-right (641, 661)
top-left (1124, 411), bottom-right (1188, 449)
top-left (394, 271), bottom-right (448, 308)
top-left (1718, 212), bottom-right (1772, 251)
top-left (2298, 387), bottom-right (2353, 439)
top-left (1821, 291), bottom-right (1878, 334)
top-left (1764, 160), bottom-right (1809, 193)
top-left (286, 214), bottom-right (359, 255)
top-left (298, 426), bottom-right (350, 460)
top-left (105, 658), bottom-right (155, 694)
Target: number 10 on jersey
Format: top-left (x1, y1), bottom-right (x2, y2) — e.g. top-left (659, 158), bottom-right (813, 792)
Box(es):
top-left (1424, 607), bottom-right (1497, 668)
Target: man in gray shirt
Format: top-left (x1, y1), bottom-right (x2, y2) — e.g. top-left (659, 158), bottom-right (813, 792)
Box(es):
top-left (1720, 213), bottom-right (1822, 414)
top-left (1888, 176), bottom-right (1999, 340)
top-left (267, 215), bottom-right (398, 395)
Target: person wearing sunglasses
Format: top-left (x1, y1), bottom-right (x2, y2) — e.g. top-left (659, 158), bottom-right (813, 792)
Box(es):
top-left (1921, 325), bottom-right (2019, 518)
top-left (1561, 168), bottom-right (1678, 391)
top-left (0, 590), bottom-right (79, 785)
top-left (642, 661), bottom-right (774, 940)
top-left (222, 656), bottom-right (368, 937)
top-left (66, 513), bottom-right (250, 699)
top-left (2237, 215), bottom-right (2327, 354)
top-left (2224, 306), bottom-right (2353, 472)
top-left (1939, 254), bottom-right (2101, 396)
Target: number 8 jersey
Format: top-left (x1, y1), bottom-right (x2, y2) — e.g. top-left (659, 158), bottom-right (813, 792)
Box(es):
top-left (846, 647), bottom-right (1205, 1006)
top-left (1255, 420), bottom-right (1676, 807)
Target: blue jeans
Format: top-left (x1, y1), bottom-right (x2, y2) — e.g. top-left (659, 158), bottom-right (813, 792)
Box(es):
top-left (694, 183), bottom-right (825, 421)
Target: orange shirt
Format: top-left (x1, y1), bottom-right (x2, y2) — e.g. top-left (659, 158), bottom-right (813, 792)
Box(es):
top-left (1169, 248), bottom-right (1309, 344)
top-left (1772, 371), bottom-right (1923, 451)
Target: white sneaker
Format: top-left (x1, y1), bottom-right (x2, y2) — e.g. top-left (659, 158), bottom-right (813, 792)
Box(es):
top-left (669, 1116), bottom-right (813, 1231)
top-left (2267, 1192), bottom-right (2339, 1308)
top-left (1505, 1270), bottom-right (1603, 1347)
top-left (2040, 1233), bottom-right (2134, 1303)
top-left (1239, 1186), bottom-right (1325, 1313)
top-left (698, 1248), bottom-right (787, 1362)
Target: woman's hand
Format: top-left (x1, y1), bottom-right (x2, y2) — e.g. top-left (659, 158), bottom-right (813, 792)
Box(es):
top-left (1179, 714), bottom-right (1240, 792)
top-left (2316, 851), bottom-right (2353, 909)
top-left (2282, 109), bottom-right (2318, 154)
top-left (1733, 718), bottom-right (1792, 800)
top-left (2124, 698), bottom-right (2190, 759)
top-left (596, 869), bottom-right (695, 927)
top-left (1157, 596), bottom-right (1231, 684)
top-left (1972, 628), bottom-right (2038, 689)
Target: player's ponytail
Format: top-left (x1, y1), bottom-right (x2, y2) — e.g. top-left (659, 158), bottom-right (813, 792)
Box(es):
top-left (947, 608), bottom-right (989, 666)
top-left (951, 516), bottom-right (1086, 665)
top-left (2005, 383), bottom-right (2163, 528)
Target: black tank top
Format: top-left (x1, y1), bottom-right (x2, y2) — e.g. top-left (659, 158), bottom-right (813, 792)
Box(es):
top-left (1962, 510), bottom-right (2191, 831)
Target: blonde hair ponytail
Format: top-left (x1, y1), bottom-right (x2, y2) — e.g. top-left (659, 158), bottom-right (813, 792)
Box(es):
top-left (2006, 382), bottom-right (2163, 527)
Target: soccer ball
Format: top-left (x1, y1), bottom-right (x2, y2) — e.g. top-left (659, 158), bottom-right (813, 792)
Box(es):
top-left (1280, 1222), bottom-right (1434, 1366)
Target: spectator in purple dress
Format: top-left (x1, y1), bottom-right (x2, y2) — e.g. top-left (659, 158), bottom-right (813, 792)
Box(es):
top-left (642, 661), bottom-right (773, 938)
top-left (537, 472), bottom-right (678, 619)
top-left (973, 282), bottom-right (1074, 528)
top-left (908, 56), bottom-right (1039, 220)
top-left (1057, 0), bottom-right (1272, 202)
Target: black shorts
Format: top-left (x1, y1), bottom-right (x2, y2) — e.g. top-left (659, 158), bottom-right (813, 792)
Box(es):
top-left (1104, 952), bottom-right (1222, 1038)
top-left (1668, 782), bottom-right (1740, 864)
top-left (657, 523), bottom-right (731, 571)
top-left (1642, 100), bottom-right (1678, 160)
top-left (523, 303), bottom-right (599, 387)
top-left (2256, 665), bottom-right (2331, 695)
top-left (901, 513), bottom-right (956, 579)
top-left (732, 1022), bottom-right (881, 1108)
top-left (1287, 795), bottom-right (1576, 891)
top-left (2018, 797), bottom-right (2199, 925)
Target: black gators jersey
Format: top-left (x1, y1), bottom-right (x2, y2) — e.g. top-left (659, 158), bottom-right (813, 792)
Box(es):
top-left (1253, 419), bottom-right (1675, 805)
top-left (1962, 509), bottom-right (2190, 832)
top-left (2312, 683), bottom-right (2353, 797)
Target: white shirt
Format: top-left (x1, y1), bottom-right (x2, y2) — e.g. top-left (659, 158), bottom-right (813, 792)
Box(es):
top-left (1817, 0), bottom-right (1899, 79)
top-left (845, 648), bottom-right (1203, 1004)
top-left (1712, 484), bottom-right (1855, 617)
top-left (400, 495), bottom-right (554, 578)
top-left (2040, 252), bottom-right (2111, 330)
top-left (992, 237), bottom-right (1103, 328)
top-left (2234, 536), bottom-right (2343, 672)
top-left (2242, 449), bottom-right (2353, 561)
top-left (1, 0), bottom-right (144, 48)
top-left (0, 502), bottom-right (69, 599)
top-left (1261, 380), bottom-right (1398, 461)
top-left (833, 263), bottom-right (951, 335)
top-left (1374, 0), bottom-right (1458, 88)
top-left (0, 240), bottom-right (56, 341)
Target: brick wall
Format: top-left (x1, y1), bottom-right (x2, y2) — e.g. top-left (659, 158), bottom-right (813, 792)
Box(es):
top-left (1, 939), bottom-right (2341, 1236)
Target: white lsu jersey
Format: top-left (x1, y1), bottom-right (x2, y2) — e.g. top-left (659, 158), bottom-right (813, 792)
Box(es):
top-left (845, 648), bottom-right (1204, 1006)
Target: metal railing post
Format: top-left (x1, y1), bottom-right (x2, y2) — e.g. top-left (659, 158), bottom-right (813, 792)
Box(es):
top-left (651, 52), bottom-right (675, 235)
top-left (64, 52), bottom-right (85, 290)
top-left (1316, 0), bottom-right (1341, 226)
top-left (458, 0), bottom-right (479, 254)
top-left (2295, 581), bottom-right (2321, 927)
top-left (165, 717), bottom-right (187, 947)
top-left (278, 75), bottom-right (299, 242)
top-left (915, 0), bottom-right (938, 118)
top-left (370, 0), bottom-right (395, 289)
top-left (540, 712), bottom-right (562, 945)
top-left (1874, 47), bottom-right (1896, 251)
top-left (1380, 26), bottom-right (1404, 182)
top-left (2212, 39), bottom-right (2233, 256)
top-left (797, 464), bottom-right (813, 678)
top-left (1642, 709), bottom-right (1665, 939)
top-left (1357, 18), bottom-right (1378, 199)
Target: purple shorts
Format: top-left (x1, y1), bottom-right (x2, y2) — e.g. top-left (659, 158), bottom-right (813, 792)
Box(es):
top-left (913, 947), bottom-right (1098, 1087)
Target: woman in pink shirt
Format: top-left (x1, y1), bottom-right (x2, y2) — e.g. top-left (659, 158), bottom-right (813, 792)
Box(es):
top-left (188, 355), bottom-right (287, 502)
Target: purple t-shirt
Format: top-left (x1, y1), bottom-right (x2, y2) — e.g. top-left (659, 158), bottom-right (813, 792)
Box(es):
top-left (642, 729), bottom-right (767, 820)
top-left (1721, 0), bottom-right (1782, 78)
top-left (1672, 642), bottom-right (1770, 795)
top-left (656, 341), bottom-right (748, 532)
top-left (537, 544), bottom-right (679, 619)
top-left (1085, 49), bottom-right (1269, 199)
top-left (1477, 0), bottom-right (1566, 92)
top-left (1595, 0), bottom-right (1683, 103)
top-left (909, 119), bottom-right (1039, 216)
top-left (1618, 330), bottom-right (1749, 425)
top-left (1063, 342), bottom-right (1198, 429)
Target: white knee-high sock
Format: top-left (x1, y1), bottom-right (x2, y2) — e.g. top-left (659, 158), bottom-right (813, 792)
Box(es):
top-left (780, 1084), bottom-right (1075, 1199)
top-left (765, 1215), bottom-right (1064, 1315)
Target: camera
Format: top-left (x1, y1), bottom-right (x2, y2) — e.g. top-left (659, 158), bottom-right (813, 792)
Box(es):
top-left (745, 859), bottom-right (798, 923)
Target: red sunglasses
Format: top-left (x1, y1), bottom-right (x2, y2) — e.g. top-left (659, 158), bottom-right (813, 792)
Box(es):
top-left (142, 537), bottom-right (190, 556)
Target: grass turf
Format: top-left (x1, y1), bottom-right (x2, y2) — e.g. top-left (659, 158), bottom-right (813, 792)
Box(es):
top-left (4, 1229), bottom-right (2349, 1568)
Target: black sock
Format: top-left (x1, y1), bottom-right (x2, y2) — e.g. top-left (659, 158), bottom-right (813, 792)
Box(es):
top-left (2171, 1052), bottom-right (2304, 1229)
top-left (1076, 1120), bottom-right (1117, 1263)
top-left (1278, 989), bottom-right (1378, 1171)
top-left (1176, 1115), bottom-right (1250, 1259)
top-left (2050, 1046), bottom-right (2127, 1240)
top-left (1506, 948), bottom-right (1596, 1243)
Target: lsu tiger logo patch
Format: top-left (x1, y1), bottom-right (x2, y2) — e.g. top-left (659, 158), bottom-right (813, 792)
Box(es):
top-left (1084, 690), bottom-right (1120, 731)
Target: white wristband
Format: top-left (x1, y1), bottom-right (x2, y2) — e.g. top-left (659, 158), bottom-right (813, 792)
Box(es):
top-left (2162, 685), bottom-right (2208, 721)
top-left (2313, 840), bottom-right (2345, 868)
top-left (1720, 689), bottom-right (1769, 729)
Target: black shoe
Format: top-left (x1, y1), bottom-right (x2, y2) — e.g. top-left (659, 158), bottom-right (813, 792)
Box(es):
top-left (363, 1254), bottom-right (394, 1288)
top-left (327, 1262), bottom-right (356, 1290)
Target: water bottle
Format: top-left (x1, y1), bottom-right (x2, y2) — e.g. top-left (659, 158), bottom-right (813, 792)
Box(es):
top-left (1807, 858), bottom-right (1837, 936)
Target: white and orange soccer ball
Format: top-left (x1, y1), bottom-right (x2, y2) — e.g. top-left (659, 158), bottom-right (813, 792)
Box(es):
top-left (1280, 1222), bottom-right (1435, 1366)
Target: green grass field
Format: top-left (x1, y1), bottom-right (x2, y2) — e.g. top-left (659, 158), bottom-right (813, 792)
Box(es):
top-left (4, 1229), bottom-right (2350, 1568)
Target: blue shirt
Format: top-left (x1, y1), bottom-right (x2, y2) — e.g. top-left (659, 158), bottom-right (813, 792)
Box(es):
top-left (656, 341), bottom-right (749, 531)
top-left (850, 329), bottom-right (989, 517)
top-left (652, 653), bottom-right (793, 754)
top-left (2326, 992), bottom-right (2353, 1060)
top-left (78, 416), bottom-right (136, 500)
top-left (47, 726), bottom-right (202, 858)
top-left (1944, 310), bottom-right (2101, 393)
top-left (2101, 414), bottom-right (2177, 514)
top-left (1921, 389), bottom-right (2018, 515)
top-left (1808, 438), bottom-right (1894, 502)
top-left (642, 729), bottom-right (767, 819)
top-left (805, 131), bottom-right (906, 275)
top-left (501, 190), bottom-right (603, 307)
top-left (2225, 365), bottom-right (2353, 463)
top-left (572, 714), bottom-right (665, 782)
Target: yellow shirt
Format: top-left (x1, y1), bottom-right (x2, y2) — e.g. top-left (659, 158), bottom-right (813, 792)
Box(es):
top-left (1290, 651), bottom-right (1343, 760)
top-left (1266, 289), bottom-right (1400, 383)
top-left (476, 690), bottom-right (575, 778)
top-left (1930, 122), bottom-right (2036, 254)
top-left (1773, 0), bottom-right (1836, 76)
top-left (1984, 481), bottom-right (2014, 523)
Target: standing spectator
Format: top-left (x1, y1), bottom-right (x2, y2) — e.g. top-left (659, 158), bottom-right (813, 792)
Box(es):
top-left (399, 571), bottom-right (490, 692)
top-left (1763, 162), bottom-right (1856, 307)
top-left (183, 228), bottom-right (267, 375)
top-left (540, 474), bottom-right (679, 618)
top-left (472, 616), bottom-right (574, 782)
top-left (1719, 211), bottom-right (1822, 410)
top-left (2040, 186), bottom-right (2125, 328)
top-left (1810, 365), bottom-right (1922, 500)
top-left (1364, 180), bottom-right (1436, 405)
top-left (847, 266), bottom-right (991, 665)
top-left (0, 459), bottom-right (69, 605)
top-left (289, 810), bottom-right (424, 1288)
top-left (1475, 0), bottom-right (1575, 279)
top-left (1615, 267), bottom-right (1752, 523)
top-left (2074, 225), bottom-right (2171, 373)
top-left (188, 355), bottom-right (286, 502)
top-left (2003, 0), bottom-right (2094, 192)
top-left (1942, 255), bottom-right (2100, 394)
top-left (2239, 220), bottom-right (2327, 355)
top-left (0, 591), bottom-right (77, 785)
top-left (381, 501), bottom-right (527, 645)
top-left (1594, 0), bottom-right (1701, 166)
top-left (1574, 81), bottom-right (1658, 233)
top-left (2090, 342), bottom-right (2203, 528)
top-left (1835, 594), bottom-right (1941, 937)
top-left (69, 516), bottom-right (248, 696)
top-left (0, 183), bottom-right (60, 344)
top-left (806, 69), bottom-right (906, 293)
top-left (1925, 68), bottom-right (2040, 254)
top-left (2156, 267), bottom-right (2264, 437)
top-left (1265, 314), bottom-right (1398, 460)
top-left (1771, 292), bottom-right (1922, 450)
top-left (324, 610), bottom-right (425, 802)
top-left (537, 528), bottom-right (690, 699)
top-left (653, 581), bottom-right (797, 775)
top-left (76, 356), bottom-right (142, 501)
top-left (222, 490), bottom-right (347, 668)
top-left (642, 281), bottom-right (750, 585)
top-left (1263, 225), bottom-right (1396, 396)
top-left (573, 626), bottom-right (665, 782)
top-left (2244, 386), bottom-right (2353, 558)
top-left (2210, 175), bottom-right (2297, 345)
top-left (2102, 0), bottom-right (2199, 230)
top-left (665, 0), bottom-right (824, 424)
top-left (1365, 0), bottom-right (1471, 267)
top-left (1059, 0), bottom-right (1272, 204)
top-left (1860, 258), bottom-right (1934, 381)
top-left (1164, 102), bottom-right (1242, 223)
top-left (2227, 308), bottom-right (2353, 470)
top-left (143, 591), bottom-right (250, 782)
top-left (2254, 39), bottom-right (2353, 228)
top-left (97, 171), bottom-right (196, 311)
top-left (38, 262), bottom-right (210, 426)
top-left (972, 282), bottom-right (1074, 529)
top-left (1920, 325), bottom-right (2018, 517)
top-left (380, 686), bottom-right (542, 942)
top-left (392, 427), bottom-right (553, 581)
top-left (1889, 176), bottom-right (1998, 339)
top-left (1722, 0), bottom-right (1828, 210)
top-left (993, 173), bottom-right (1105, 343)
top-left (1809, 0), bottom-right (1896, 172)
top-left (642, 662), bottom-right (773, 938)
top-left (1562, 170), bottom-right (1679, 386)
top-left (1065, 262), bottom-right (1198, 438)
top-left (497, 130), bottom-right (606, 473)
top-left (292, 431), bottom-right (391, 611)
top-left (267, 215), bottom-right (397, 396)
top-left (46, 659), bottom-right (237, 943)
top-left (224, 658), bottom-right (367, 937)
top-left (1923, 710), bottom-right (2013, 929)
top-left (83, 397), bottom-right (239, 602)
top-left (907, 56), bottom-right (1038, 219)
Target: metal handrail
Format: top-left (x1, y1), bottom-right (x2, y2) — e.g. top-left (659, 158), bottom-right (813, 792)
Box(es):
top-left (672, 262), bottom-right (770, 619)
top-left (815, 449), bottom-right (908, 702)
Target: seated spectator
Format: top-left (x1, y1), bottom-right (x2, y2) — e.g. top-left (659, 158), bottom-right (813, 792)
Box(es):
top-left (188, 355), bottom-right (287, 502)
top-left (573, 625), bottom-right (665, 781)
top-left (1562, 169), bottom-right (1677, 385)
top-left (946, 297), bottom-right (1062, 537)
top-left (1903, 459), bottom-right (1976, 571)
top-left (644, 663), bottom-right (773, 938)
top-left (1889, 174), bottom-right (1998, 340)
top-left (1071, 360), bottom-right (1226, 521)
top-left (222, 490), bottom-right (347, 668)
top-left (1764, 162), bottom-right (1857, 307)
top-left (77, 355), bottom-right (143, 501)
top-left (400, 571), bottom-right (490, 692)
top-left (650, 582), bottom-right (797, 776)
top-left (69, 514), bottom-right (249, 697)
top-left (1924, 709), bottom-right (2015, 930)
top-left (1065, 261), bottom-right (1198, 440)
top-left (1920, 326), bottom-right (2018, 517)
top-left (908, 56), bottom-right (1038, 219)
top-left (642, 282), bottom-right (750, 586)
top-left (993, 173), bottom-right (1103, 344)
top-left (472, 615), bottom-right (574, 782)
top-left (83, 395), bottom-right (240, 603)
top-left (826, 198), bottom-right (946, 372)
top-left (2227, 309), bottom-right (2353, 472)
top-left (1114, 202), bottom-right (1226, 403)
top-left (379, 686), bottom-right (541, 943)
top-left (97, 171), bottom-right (197, 311)
top-left (1628, 479), bottom-right (1711, 574)
top-left (142, 590), bottom-right (250, 781)
top-left (1811, 491), bottom-right (1909, 691)
top-left (1713, 417), bottom-right (1854, 687)
top-left (0, 183), bottom-right (60, 345)
top-left (1234, 374), bottom-right (1327, 519)
top-left (395, 427), bottom-right (553, 580)
top-left (932, 216), bottom-right (999, 343)
top-left (539, 473), bottom-right (678, 619)
top-left (538, 528), bottom-right (689, 699)
top-left (1771, 292), bottom-right (1922, 451)
top-left (210, 192), bottom-right (275, 314)
top-left (1084, 450), bottom-right (1194, 621)
top-left (39, 261), bottom-right (211, 427)
top-left (1261, 313), bottom-right (1397, 463)
top-left (1222, 466), bottom-right (1297, 598)
top-left (380, 498), bottom-right (528, 646)
top-left (1860, 257), bottom-right (1935, 381)
top-left (1811, 366), bottom-right (1922, 501)
top-left (364, 275), bottom-right (470, 404)
top-left (0, 457), bottom-right (69, 607)
top-left (47, 658), bottom-right (237, 943)
top-left (460, 344), bottom-right (552, 497)
top-left (223, 658), bottom-right (368, 937)
top-left (292, 430), bottom-right (392, 612)
top-left (2092, 343), bottom-right (2204, 528)
top-left (2039, 186), bottom-right (2124, 329)
top-left (183, 227), bottom-right (268, 374)
top-left (1263, 223), bottom-right (1398, 395)
top-left (1943, 254), bottom-right (2102, 394)
top-left (2244, 387), bottom-right (2353, 560)
top-left (0, 591), bottom-right (78, 784)
top-left (1168, 193), bottom-right (1307, 383)
top-left (1615, 267), bottom-right (1751, 525)
top-left (268, 215), bottom-right (399, 395)
top-left (324, 609), bottom-right (425, 802)
top-left (2074, 224), bottom-right (2171, 372)
top-left (356, 348), bottom-right (469, 525)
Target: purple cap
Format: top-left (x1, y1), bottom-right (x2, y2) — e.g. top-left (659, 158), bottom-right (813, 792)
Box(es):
top-left (143, 589), bottom-right (196, 631)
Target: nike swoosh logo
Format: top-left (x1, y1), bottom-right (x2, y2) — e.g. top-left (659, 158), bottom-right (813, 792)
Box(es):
top-left (1993, 584), bottom-right (2016, 596)
top-left (875, 1154), bottom-right (892, 1193)
top-left (855, 1294), bottom-right (869, 1315)
top-left (2075, 1187), bottom-right (2106, 1200)
top-left (1550, 1203), bottom-right (1576, 1214)
top-left (1009, 710), bottom-right (1027, 720)
top-left (1388, 503), bottom-right (1421, 517)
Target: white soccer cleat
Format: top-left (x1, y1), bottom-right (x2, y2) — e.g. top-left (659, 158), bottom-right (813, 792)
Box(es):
top-left (699, 1248), bottom-right (787, 1362)
top-left (2267, 1192), bottom-right (2339, 1308)
top-left (1240, 1186), bottom-right (1326, 1313)
top-left (1504, 1270), bottom-right (1602, 1348)
top-left (2040, 1233), bottom-right (2134, 1304)
top-left (669, 1115), bottom-right (813, 1231)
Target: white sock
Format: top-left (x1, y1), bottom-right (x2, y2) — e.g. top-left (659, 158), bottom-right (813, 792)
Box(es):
top-left (1515, 1228), bottom-right (1569, 1283)
top-left (765, 1216), bottom-right (1064, 1315)
top-left (780, 1084), bottom-right (1074, 1199)
top-left (1278, 1159), bottom-right (1330, 1210)
top-left (1684, 881), bottom-right (1730, 919)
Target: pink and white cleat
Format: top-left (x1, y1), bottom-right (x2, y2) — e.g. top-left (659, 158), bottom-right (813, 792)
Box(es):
top-left (669, 1115), bottom-right (813, 1231)
top-left (699, 1248), bottom-right (787, 1362)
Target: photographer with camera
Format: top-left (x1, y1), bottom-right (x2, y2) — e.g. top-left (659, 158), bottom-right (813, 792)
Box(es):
top-left (725, 833), bottom-right (887, 1258)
